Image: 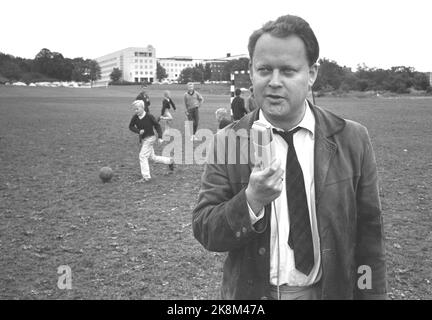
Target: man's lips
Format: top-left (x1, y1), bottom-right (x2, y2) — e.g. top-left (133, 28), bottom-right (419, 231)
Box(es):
top-left (266, 94), bottom-right (285, 101)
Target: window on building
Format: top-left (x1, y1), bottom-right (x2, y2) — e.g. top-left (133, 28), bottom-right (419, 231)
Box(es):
top-left (135, 78), bottom-right (139, 82)
top-left (135, 59), bottom-right (138, 63)
top-left (140, 71), bottom-right (143, 75)
top-left (135, 71), bottom-right (138, 75)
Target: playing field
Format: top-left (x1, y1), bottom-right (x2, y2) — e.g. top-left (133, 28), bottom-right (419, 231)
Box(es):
top-left (0, 85), bottom-right (431, 299)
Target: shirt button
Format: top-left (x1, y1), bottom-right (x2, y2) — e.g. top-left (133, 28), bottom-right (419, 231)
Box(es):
top-left (235, 231), bottom-right (241, 238)
top-left (258, 247), bottom-right (266, 255)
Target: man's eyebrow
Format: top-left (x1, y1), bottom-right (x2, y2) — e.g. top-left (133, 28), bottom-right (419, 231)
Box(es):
top-left (280, 65), bottom-right (297, 70)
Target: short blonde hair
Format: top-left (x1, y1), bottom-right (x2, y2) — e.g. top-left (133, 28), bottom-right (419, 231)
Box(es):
top-left (215, 108), bottom-right (229, 121)
top-left (132, 100), bottom-right (144, 109)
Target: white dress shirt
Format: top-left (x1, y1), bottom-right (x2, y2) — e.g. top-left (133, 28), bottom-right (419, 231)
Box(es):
top-left (248, 102), bottom-right (321, 286)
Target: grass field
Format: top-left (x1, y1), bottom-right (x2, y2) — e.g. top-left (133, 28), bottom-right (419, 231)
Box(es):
top-left (0, 85), bottom-right (431, 299)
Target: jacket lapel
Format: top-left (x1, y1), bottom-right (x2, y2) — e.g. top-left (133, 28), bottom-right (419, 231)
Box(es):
top-left (314, 126), bottom-right (337, 204)
top-left (309, 103), bottom-right (345, 204)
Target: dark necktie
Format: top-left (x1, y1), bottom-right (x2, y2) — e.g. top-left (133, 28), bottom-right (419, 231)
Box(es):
top-left (273, 127), bottom-right (314, 276)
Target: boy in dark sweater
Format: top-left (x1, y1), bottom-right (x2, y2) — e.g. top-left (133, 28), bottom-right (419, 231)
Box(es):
top-left (129, 100), bottom-right (174, 182)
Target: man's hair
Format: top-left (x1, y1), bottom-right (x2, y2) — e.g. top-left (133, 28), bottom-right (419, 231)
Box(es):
top-left (248, 14), bottom-right (319, 66)
top-left (132, 100), bottom-right (144, 109)
top-left (235, 88), bottom-right (241, 96)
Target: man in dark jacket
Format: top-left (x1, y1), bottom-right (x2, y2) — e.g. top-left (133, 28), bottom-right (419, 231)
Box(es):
top-left (231, 88), bottom-right (248, 120)
top-left (192, 14), bottom-right (387, 300)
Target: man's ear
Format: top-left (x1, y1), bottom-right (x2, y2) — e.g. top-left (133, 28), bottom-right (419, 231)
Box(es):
top-left (309, 63), bottom-right (319, 87)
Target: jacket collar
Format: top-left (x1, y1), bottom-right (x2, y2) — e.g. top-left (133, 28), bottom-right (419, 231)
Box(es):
top-left (231, 100), bottom-right (346, 138)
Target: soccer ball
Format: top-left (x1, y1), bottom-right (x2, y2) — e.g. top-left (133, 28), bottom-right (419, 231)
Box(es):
top-left (99, 166), bottom-right (113, 183)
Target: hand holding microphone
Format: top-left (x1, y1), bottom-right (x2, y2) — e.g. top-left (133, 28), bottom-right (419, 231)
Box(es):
top-left (246, 158), bottom-right (284, 214)
top-left (246, 120), bottom-right (283, 214)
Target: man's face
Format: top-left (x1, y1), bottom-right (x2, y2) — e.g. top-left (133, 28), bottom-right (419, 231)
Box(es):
top-left (249, 33), bottom-right (318, 127)
top-left (187, 83), bottom-right (194, 93)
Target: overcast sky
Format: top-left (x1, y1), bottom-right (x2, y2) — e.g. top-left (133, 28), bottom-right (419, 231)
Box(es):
top-left (1, 0), bottom-right (430, 71)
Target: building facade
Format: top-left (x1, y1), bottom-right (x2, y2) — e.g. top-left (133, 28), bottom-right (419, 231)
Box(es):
top-left (202, 59), bottom-right (226, 81)
top-left (157, 56), bottom-right (202, 82)
top-left (95, 46), bottom-right (156, 85)
top-left (203, 54), bottom-right (249, 81)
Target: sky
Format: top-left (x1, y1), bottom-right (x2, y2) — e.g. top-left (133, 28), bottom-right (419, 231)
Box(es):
top-left (1, 0), bottom-right (431, 71)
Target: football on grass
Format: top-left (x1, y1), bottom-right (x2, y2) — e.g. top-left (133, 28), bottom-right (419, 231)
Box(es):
top-left (99, 166), bottom-right (113, 182)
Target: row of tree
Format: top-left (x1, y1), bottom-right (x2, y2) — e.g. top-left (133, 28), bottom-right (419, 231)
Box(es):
top-left (0, 49), bottom-right (101, 83)
top-left (313, 59), bottom-right (430, 94)
top-left (6, 48), bottom-right (428, 94)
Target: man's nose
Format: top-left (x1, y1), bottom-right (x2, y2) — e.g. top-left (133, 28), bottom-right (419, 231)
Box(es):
top-left (268, 70), bottom-right (282, 87)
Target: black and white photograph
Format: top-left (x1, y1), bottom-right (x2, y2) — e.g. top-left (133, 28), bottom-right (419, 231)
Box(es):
top-left (0, 0), bottom-right (431, 305)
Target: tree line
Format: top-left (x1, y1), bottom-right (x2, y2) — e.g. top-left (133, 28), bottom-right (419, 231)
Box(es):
top-left (2, 49), bottom-right (430, 94)
top-left (0, 49), bottom-right (101, 83)
top-left (313, 58), bottom-right (431, 94)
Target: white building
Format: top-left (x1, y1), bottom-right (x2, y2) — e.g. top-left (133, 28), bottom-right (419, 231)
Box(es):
top-left (157, 54), bottom-right (248, 82)
top-left (157, 56), bottom-right (203, 81)
top-left (95, 46), bottom-right (156, 85)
